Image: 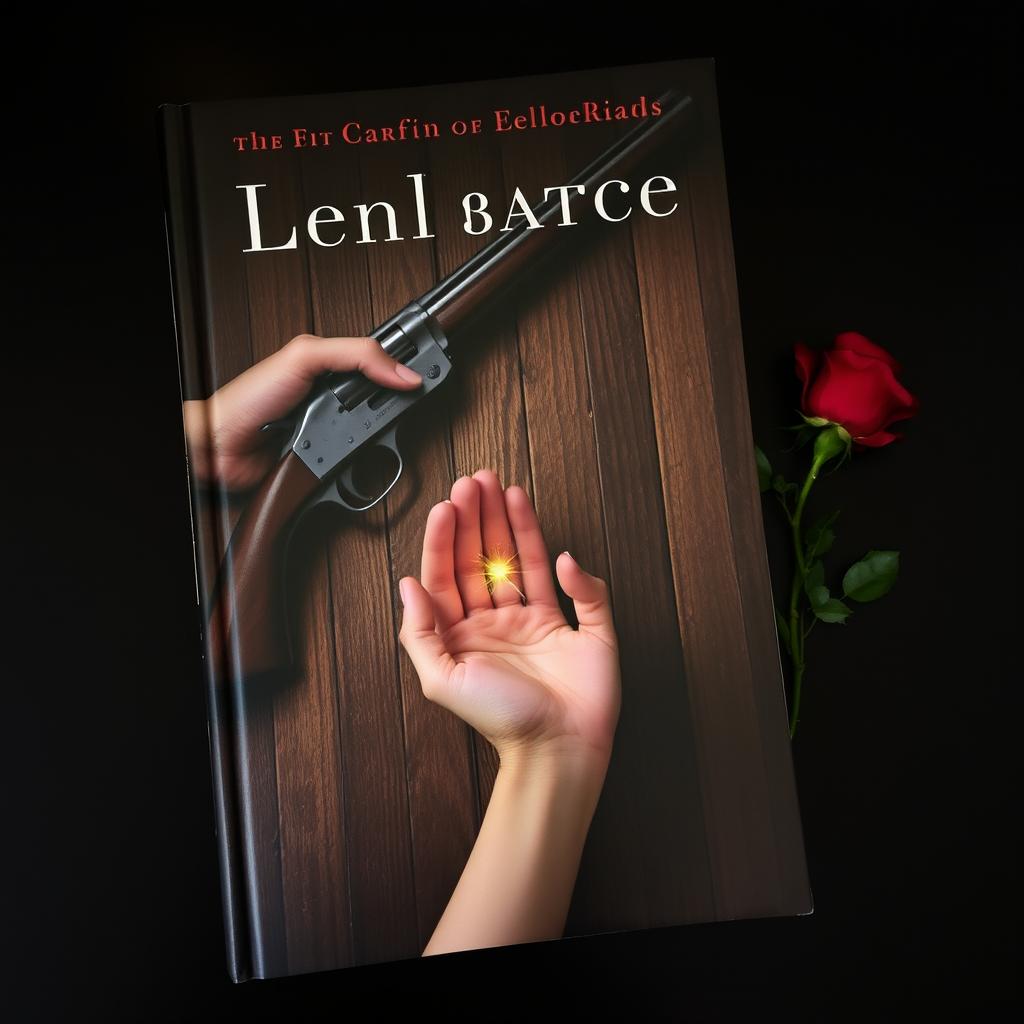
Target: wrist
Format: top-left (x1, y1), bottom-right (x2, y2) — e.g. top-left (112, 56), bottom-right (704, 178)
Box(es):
top-left (497, 736), bottom-right (612, 802)
top-left (499, 727), bottom-right (614, 770)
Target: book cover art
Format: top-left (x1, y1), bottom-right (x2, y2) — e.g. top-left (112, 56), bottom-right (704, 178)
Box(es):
top-left (158, 57), bottom-right (812, 982)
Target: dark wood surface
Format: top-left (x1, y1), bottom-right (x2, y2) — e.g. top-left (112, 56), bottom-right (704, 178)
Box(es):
top-left (181, 58), bottom-right (811, 978)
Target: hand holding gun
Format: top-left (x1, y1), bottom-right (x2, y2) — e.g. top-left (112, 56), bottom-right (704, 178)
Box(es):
top-left (182, 334), bottom-right (422, 492)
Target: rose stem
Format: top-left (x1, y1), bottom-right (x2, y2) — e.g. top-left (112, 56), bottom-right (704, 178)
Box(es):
top-left (788, 449), bottom-right (828, 739)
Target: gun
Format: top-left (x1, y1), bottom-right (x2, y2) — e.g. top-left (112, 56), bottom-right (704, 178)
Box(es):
top-left (208, 87), bottom-right (696, 683)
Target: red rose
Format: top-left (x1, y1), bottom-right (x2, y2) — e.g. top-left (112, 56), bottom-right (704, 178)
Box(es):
top-left (794, 332), bottom-right (920, 448)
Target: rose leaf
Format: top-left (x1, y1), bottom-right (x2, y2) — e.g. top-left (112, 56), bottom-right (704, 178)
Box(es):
top-left (813, 598), bottom-right (853, 624)
top-left (803, 561), bottom-right (829, 608)
top-left (843, 550), bottom-right (900, 602)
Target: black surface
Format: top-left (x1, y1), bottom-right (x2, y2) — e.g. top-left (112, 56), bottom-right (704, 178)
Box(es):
top-left (6, 8), bottom-right (1018, 1017)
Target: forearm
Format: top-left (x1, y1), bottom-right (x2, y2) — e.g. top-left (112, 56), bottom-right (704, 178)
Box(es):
top-left (422, 744), bottom-right (610, 957)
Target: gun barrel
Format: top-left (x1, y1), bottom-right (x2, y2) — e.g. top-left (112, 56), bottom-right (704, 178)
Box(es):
top-left (420, 88), bottom-right (694, 336)
top-left (328, 88), bottom-right (694, 410)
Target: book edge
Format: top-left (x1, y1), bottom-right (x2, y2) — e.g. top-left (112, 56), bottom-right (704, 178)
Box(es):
top-left (157, 101), bottom-right (254, 983)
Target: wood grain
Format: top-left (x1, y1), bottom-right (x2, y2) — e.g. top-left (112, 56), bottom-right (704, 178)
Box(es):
top-left (560, 67), bottom-right (716, 934)
top-left (617, 62), bottom-right (784, 917)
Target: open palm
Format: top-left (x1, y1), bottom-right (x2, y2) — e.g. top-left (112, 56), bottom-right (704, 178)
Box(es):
top-left (398, 470), bottom-right (622, 764)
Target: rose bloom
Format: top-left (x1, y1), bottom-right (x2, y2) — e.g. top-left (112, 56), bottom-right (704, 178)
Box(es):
top-left (794, 332), bottom-right (919, 448)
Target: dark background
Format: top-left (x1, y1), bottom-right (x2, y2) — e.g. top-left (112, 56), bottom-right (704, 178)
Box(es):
top-left (6, 7), bottom-right (1018, 1017)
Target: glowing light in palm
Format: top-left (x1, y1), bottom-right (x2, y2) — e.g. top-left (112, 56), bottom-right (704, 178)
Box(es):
top-left (479, 546), bottom-right (525, 600)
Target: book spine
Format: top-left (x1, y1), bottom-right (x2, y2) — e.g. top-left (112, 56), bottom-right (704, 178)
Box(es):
top-left (157, 102), bottom-right (253, 983)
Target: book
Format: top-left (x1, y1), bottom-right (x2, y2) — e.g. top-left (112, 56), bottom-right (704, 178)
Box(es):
top-left (158, 56), bottom-right (813, 983)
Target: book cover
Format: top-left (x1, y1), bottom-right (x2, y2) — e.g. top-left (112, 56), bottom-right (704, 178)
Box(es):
top-left (158, 56), bottom-right (812, 983)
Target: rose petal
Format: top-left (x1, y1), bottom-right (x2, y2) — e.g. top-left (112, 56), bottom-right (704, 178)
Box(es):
top-left (855, 429), bottom-right (901, 447)
top-left (806, 349), bottom-right (918, 437)
top-left (834, 331), bottom-right (902, 373)
top-left (794, 343), bottom-right (820, 413)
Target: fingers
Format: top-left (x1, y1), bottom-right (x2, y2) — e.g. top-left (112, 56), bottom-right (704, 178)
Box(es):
top-left (473, 469), bottom-right (523, 607)
top-left (420, 500), bottom-right (464, 633)
top-left (554, 552), bottom-right (617, 649)
top-left (285, 334), bottom-right (423, 389)
top-left (504, 485), bottom-right (561, 610)
top-left (397, 576), bottom-right (459, 699)
top-left (450, 476), bottom-right (494, 614)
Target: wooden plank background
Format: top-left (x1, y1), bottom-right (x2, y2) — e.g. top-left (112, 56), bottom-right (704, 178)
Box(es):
top-left (181, 58), bottom-right (811, 980)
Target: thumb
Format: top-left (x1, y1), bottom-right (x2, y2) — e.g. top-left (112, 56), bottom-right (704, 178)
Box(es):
top-left (397, 576), bottom-right (458, 701)
top-left (555, 552), bottom-right (617, 647)
top-left (349, 336), bottom-right (423, 389)
top-left (286, 335), bottom-right (423, 389)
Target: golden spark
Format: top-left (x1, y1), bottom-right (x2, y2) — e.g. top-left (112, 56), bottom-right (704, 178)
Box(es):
top-left (478, 546), bottom-right (526, 600)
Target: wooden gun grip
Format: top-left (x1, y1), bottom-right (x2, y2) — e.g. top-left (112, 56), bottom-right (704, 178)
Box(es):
top-left (209, 451), bottom-right (322, 681)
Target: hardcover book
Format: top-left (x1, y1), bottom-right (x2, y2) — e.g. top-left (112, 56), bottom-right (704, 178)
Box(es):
top-left (158, 56), bottom-right (813, 982)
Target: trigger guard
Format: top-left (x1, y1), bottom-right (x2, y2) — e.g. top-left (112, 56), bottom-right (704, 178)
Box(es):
top-left (332, 430), bottom-right (404, 512)
top-left (339, 462), bottom-right (373, 503)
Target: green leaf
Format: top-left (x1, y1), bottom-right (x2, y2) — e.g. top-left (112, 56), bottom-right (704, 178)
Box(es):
top-left (772, 474), bottom-right (797, 496)
top-left (774, 609), bottom-right (793, 657)
top-left (843, 550), bottom-right (900, 602)
top-left (800, 413), bottom-right (830, 427)
top-left (806, 511), bottom-right (840, 559)
top-left (813, 598), bottom-right (853, 624)
top-left (755, 446), bottom-right (772, 492)
top-left (803, 561), bottom-right (830, 609)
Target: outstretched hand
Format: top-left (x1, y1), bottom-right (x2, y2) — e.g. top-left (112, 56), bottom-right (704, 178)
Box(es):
top-left (398, 470), bottom-right (621, 768)
top-left (182, 333), bottom-right (423, 490)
